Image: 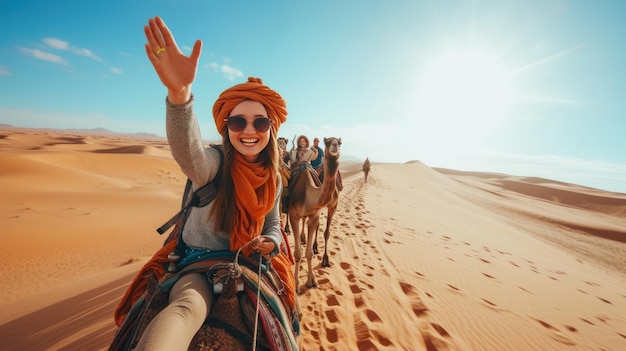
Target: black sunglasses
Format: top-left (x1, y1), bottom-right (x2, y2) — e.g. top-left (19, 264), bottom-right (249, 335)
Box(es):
top-left (224, 116), bottom-right (272, 133)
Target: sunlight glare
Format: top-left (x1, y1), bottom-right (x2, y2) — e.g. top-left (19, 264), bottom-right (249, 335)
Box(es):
top-left (416, 49), bottom-right (512, 144)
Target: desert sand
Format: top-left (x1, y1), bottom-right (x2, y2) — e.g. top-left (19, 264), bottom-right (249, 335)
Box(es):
top-left (1, 126), bottom-right (625, 351)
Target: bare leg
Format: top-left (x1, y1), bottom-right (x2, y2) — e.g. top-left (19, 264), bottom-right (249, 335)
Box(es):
top-left (135, 273), bottom-right (214, 351)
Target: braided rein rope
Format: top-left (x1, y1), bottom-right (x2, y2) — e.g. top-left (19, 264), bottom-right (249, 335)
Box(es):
top-left (234, 241), bottom-right (264, 351)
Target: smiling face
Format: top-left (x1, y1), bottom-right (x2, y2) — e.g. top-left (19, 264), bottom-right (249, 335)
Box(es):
top-left (227, 100), bottom-right (271, 162)
top-left (298, 136), bottom-right (308, 148)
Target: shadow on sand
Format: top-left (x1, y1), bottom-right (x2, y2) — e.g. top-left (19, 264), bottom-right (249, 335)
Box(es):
top-left (0, 273), bottom-right (133, 351)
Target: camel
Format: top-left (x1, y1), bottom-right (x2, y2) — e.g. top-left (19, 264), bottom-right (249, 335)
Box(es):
top-left (313, 159), bottom-right (343, 264)
top-left (288, 137), bottom-right (341, 293)
top-left (362, 157), bottom-right (371, 182)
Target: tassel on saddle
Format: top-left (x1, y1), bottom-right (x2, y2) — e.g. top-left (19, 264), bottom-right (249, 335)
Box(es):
top-left (194, 250), bottom-right (272, 351)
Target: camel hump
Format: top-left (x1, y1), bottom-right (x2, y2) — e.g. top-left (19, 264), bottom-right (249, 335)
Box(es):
top-left (289, 163), bottom-right (321, 190)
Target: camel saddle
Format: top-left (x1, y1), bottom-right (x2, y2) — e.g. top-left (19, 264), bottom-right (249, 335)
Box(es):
top-left (109, 250), bottom-right (300, 351)
top-left (289, 162), bottom-right (322, 190)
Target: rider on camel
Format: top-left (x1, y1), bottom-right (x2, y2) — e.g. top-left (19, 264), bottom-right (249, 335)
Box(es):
top-left (290, 135), bottom-right (317, 170)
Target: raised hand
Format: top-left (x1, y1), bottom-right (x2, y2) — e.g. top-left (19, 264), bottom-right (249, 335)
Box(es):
top-left (144, 16), bottom-right (202, 104)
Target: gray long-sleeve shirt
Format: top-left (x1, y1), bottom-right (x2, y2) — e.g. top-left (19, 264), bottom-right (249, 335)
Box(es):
top-left (166, 96), bottom-right (282, 256)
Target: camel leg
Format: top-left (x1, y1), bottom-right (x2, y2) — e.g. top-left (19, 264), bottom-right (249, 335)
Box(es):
top-left (321, 203), bottom-right (338, 267)
top-left (289, 212), bottom-right (303, 295)
top-left (284, 215), bottom-right (290, 233)
top-left (312, 221), bottom-right (319, 255)
top-left (281, 196), bottom-right (291, 234)
top-left (300, 218), bottom-right (306, 245)
top-left (305, 214), bottom-right (320, 289)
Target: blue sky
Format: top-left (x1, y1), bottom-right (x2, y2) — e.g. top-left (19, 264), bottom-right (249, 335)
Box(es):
top-left (1, 0), bottom-right (626, 193)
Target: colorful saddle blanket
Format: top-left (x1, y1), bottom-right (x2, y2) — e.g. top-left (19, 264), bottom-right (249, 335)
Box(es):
top-left (109, 250), bottom-right (300, 351)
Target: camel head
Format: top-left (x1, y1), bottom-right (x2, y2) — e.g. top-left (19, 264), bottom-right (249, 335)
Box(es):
top-left (323, 137), bottom-right (341, 159)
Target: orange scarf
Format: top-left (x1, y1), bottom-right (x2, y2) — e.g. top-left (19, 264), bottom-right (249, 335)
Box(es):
top-left (230, 152), bottom-right (276, 249)
top-left (230, 152), bottom-right (297, 308)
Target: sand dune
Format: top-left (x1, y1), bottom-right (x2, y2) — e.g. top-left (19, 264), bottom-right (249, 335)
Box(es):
top-left (1, 127), bottom-right (625, 351)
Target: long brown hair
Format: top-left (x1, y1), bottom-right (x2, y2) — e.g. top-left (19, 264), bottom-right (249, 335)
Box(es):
top-left (211, 126), bottom-right (280, 234)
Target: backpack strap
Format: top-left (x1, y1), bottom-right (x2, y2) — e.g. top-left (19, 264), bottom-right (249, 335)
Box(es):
top-left (156, 145), bottom-right (224, 234)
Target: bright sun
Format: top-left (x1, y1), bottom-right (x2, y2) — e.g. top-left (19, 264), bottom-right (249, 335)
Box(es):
top-left (416, 49), bottom-right (512, 143)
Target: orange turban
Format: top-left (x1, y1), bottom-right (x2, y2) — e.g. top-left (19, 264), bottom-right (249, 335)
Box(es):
top-left (213, 77), bottom-right (287, 136)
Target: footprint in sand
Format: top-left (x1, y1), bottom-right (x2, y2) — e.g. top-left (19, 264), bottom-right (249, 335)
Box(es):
top-left (399, 281), bottom-right (429, 317)
top-left (354, 294), bottom-right (365, 308)
top-left (340, 262), bottom-right (365, 295)
top-left (518, 286), bottom-right (534, 294)
top-left (324, 308), bottom-right (339, 323)
top-left (354, 318), bottom-right (387, 350)
top-left (446, 284), bottom-right (462, 293)
top-left (421, 322), bottom-right (456, 351)
top-left (350, 283), bottom-right (362, 294)
top-left (596, 315), bottom-right (608, 323)
top-left (317, 277), bottom-right (330, 285)
top-left (364, 309), bottom-right (382, 322)
top-left (359, 280), bottom-right (374, 289)
top-left (596, 296), bottom-right (612, 304)
top-left (415, 271), bottom-right (427, 279)
top-left (580, 318), bottom-right (595, 326)
top-left (363, 264), bottom-right (375, 277)
top-left (481, 272), bottom-right (496, 279)
top-left (363, 239), bottom-right (379, 254)
top-left (481, 298), bottom-right (499, 309)
top-left (354, 317), bottom-right (394, 349)
top-left (531, 318), bottom-right (576, 346)
top-left (325, 327), bottom-right (339, 343)
top-left (305, 304), bottom-right (320, 317)
top-left (326, 293), bottom-right (340, 307)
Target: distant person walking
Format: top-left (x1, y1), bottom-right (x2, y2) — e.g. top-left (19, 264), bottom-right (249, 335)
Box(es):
top-left (363, 157), bottom-right (371, 182)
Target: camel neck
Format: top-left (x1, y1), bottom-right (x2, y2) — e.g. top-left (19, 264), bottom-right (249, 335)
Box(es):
top-left (324, 157), bottom-right (339, 176)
